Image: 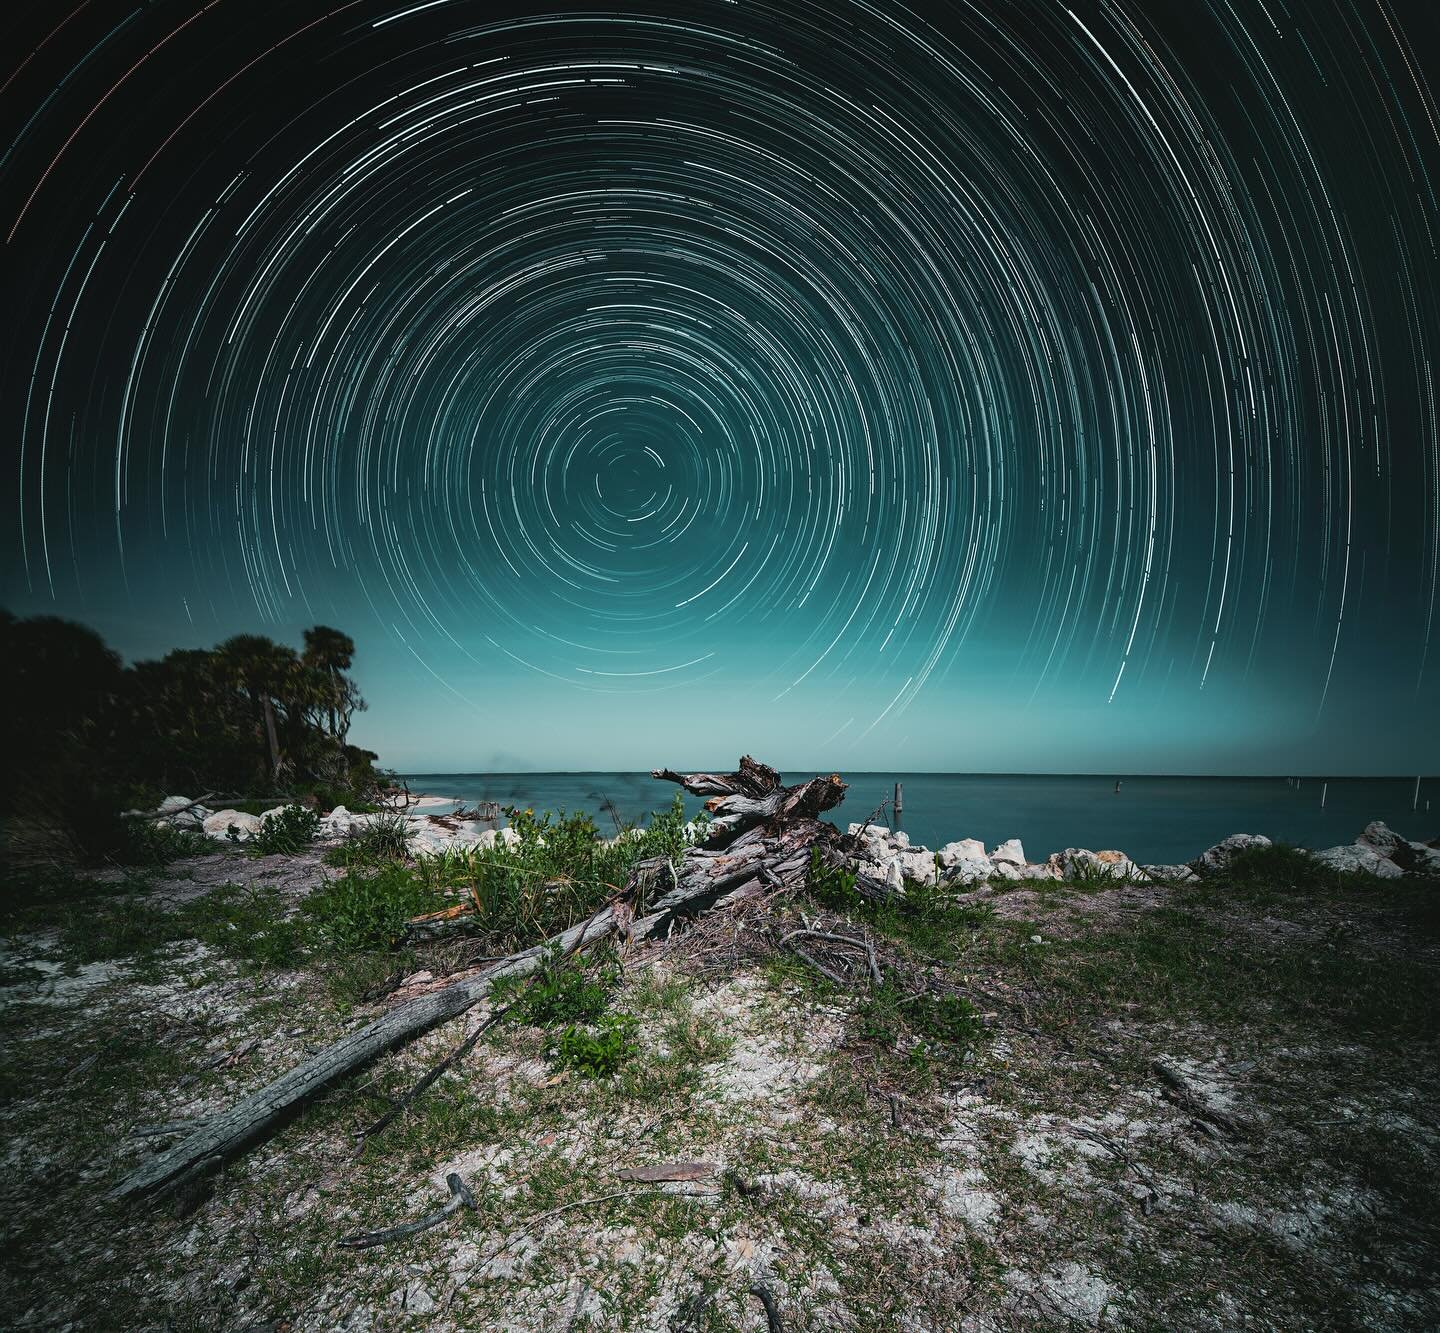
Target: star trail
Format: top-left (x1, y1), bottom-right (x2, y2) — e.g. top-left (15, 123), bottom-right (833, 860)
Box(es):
top-left (2, 0), bottom-right (1438, 772)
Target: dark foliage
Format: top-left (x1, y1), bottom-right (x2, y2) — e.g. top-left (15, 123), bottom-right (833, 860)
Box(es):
top-left (1, 610), bottom-right (384, 864)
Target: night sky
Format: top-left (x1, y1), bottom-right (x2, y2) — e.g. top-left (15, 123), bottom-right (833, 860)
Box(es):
top-left (2, 0), bottom-right (1438, 774)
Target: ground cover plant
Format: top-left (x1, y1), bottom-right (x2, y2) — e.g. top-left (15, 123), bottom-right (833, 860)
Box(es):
top-left (1, 785), bottom-right (1436, 1330)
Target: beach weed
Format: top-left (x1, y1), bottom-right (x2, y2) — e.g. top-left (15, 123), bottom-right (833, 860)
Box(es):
top-left (420, 793), bottom-right (703, 948)
top-left (250, 804), bottom-right (321, 855)
top-left (305, 862), bottom-right (438, 951)
top-left (116, 818), bottom-right (213, 865)
top-left (325, 809), bottom-right (412, 867)
top-left (494, 947), bottom-right (619, 1026)
top-left (555, 1012), bottom-right (639, 1078)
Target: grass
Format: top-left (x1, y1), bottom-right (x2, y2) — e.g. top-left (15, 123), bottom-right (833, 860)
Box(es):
top-left (323, 809), bottom-right (412, 867)
top-left (5, 804), bottom-right (1437, 1331)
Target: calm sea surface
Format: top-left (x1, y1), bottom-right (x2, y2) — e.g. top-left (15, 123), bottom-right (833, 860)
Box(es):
top-left (399, 772), bottom-right (1436, 865)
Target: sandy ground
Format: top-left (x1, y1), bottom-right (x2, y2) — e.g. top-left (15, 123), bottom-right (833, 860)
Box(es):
top-left (2, 857), bottom-right (1438, 1331)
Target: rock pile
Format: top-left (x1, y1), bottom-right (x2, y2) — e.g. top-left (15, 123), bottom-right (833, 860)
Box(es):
top-left (135, 796), bottom-right (1438, 882)
top-left (847, 819), bottom-right (1436, 892)
top-left (138, 796), bottom-right (517, 854)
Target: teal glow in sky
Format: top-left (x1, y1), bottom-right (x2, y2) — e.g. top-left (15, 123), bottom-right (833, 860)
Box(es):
top-left (3, 1), bottom-right (1439, 774)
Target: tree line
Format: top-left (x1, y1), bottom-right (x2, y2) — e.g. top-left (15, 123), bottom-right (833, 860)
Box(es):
top-left (2, 611), bottom-right (384, 857)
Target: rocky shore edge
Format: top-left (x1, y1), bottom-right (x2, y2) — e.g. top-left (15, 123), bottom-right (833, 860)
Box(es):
top-left (133, 793), bottom-right (1440, 882)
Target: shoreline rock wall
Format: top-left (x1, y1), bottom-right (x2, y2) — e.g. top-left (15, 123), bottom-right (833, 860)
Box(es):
top-left (135, 796), bottom-right (1439, 881)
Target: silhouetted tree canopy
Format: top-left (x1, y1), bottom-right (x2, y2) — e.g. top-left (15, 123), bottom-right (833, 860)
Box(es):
top-left (1, 612), bottom-right (382, 836)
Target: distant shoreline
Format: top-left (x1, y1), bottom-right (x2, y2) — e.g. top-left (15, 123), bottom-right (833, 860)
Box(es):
top-left (398, 769), bottom-right (1437, 781)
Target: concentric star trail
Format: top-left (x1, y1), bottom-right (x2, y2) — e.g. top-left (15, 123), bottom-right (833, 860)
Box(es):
top-left (2, 0), bottom-right (1438, 769)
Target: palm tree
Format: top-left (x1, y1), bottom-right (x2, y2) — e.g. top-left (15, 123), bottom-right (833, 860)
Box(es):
top-left (302, 626), bottom-right (356, 738)
top-left (219, 634), bottom-right (297, 781)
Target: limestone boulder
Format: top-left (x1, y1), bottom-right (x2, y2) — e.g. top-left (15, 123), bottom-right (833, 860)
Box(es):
top-left (1356, 821), bottom-right (1440, 873)
top-left (1190, 833), bottom-right (1272, 877)
top-left (1050, 848), bottom-right (1146, 882)
top-left (990, 838), bottom-right (1025, 868)
top-left (203, 810), bottom-right (263, 841)
top-left (1357, 821), bottom-right (1406, 860)
top-left (1313, 844), bottom-right (1404, 878)
top-left (1405, 841), bottom-right (1440, 874)
top-left (1142, 863), bottom-right (1199, 884)
top-left (895, 849), bottom-right (939, 886)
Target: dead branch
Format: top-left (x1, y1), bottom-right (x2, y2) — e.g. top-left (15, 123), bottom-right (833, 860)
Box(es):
top-left (338, 1172), bottom-right (476, 1249)
top-left (777, 928), bottom-right (883, 986)
top-left (1152, 1059), bottom-right (1249, 1138)
top-left (749, 1282), bottom-right (785, 1332)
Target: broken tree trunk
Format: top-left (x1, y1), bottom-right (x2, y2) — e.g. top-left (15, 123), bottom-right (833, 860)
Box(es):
top-left (653, 756), bottom-right (847, 846)
top-left (114, 757), bottom-right (855, 1203)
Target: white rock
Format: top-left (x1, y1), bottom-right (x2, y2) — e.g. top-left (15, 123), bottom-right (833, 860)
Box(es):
top-left (474, 825), bottom-right (522, 851)
top-left (1051, 848), bottom-right (1146, 881)
top-left (1313, 844), bottom-right (1404, 878)
top-left (940, 850), bottom-right (994, 885)
top-left (937, 838), bottom-right (987, 869)
top-left (896, 849), bottom-right (939, 886)
top-left (1142, 863), bottom-right (1199, 883)
top-left (1358, 821), bottom-right (1440, 873)
top-left (990, 838), bottom-right (1025, 867)
top-left (1191, 833), bottom-right (1271, 877)
top-left (157, 795), bottom-right (194, 814)
top-left (202, 810), bottom-right (262, 841)
top-left (884, 859), bottom-right (905, 892)
top-left (1405, 841), bottom-right (1440, 874)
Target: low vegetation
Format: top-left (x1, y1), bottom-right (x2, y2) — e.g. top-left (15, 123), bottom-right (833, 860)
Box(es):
top-left (1, 805), bottom-right (1436, 1331)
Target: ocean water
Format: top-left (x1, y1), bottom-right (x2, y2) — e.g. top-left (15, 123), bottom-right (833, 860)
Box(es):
top-left (398, 772), bottom-right (1437, 866)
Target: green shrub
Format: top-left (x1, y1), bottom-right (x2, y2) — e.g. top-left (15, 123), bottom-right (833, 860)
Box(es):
top-left (555, 1013), bottom-right (639, 1078)
top-left (116, 818), bottom-right (213, 865)
top-left (305, 862), bottom-right (437, 951)
top-left (251, 805), bottom-right (322, 855)
top-left (419, 794), bottom-right (704, 948)
top-left (494, 948), bottom-right (619, 1026)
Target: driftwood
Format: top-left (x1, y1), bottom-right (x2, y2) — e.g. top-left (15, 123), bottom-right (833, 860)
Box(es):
top-left (114, 757), bottom-right (859, 1204)
top-left (338, 1172), bottom-right (476, 1249)
top-left (654, 756), bottom-right (846, 845)
top-left (113, 905), bottom-right (627, 1200)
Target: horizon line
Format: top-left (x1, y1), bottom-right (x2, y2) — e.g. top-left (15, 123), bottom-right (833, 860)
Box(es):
top-left (394, 769), bottom-right (1437, 781)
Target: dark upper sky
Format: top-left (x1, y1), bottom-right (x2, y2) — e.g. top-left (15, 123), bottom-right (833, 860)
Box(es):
top-left (2, 0), bottom-right (1438, 773)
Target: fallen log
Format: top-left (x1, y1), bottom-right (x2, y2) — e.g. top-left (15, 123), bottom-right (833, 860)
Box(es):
top-left (112, 904), bottom-right (629, 1200)
top-left (113, 758), bottom-right (858, 1203)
